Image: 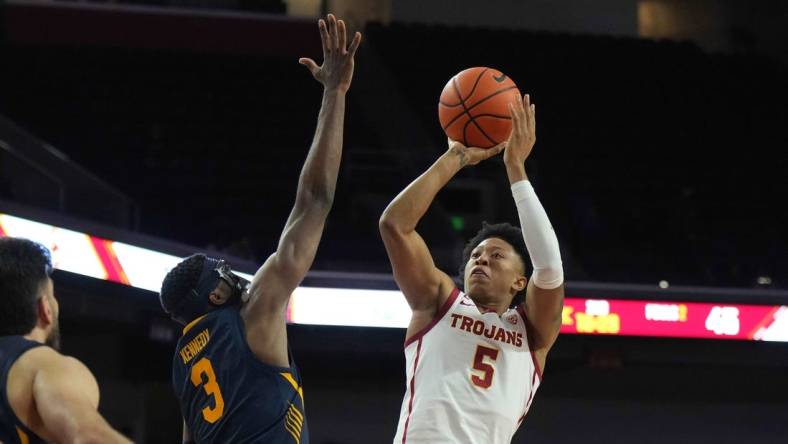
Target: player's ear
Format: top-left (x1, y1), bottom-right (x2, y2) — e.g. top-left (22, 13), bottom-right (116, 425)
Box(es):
top-left (208, 283), bottom-right (231, 305)
top-left (37, 295), bottom-right (54, 326)
top-left (209, 290), bottom-right (227, 305)
top-left (512, 275), bottom-right (527, 293)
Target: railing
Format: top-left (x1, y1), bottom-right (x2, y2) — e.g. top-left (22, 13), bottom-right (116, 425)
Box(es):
top-left (0, 115), bottom-right (138, 228)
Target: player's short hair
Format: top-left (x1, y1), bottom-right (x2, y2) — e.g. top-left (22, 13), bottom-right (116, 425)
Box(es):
top-left (459, 222), bottom-right (529, 307)
top-left (0, 237), bottom-right (53, 336)
top-left (160, 253), bottom-right (206, 317)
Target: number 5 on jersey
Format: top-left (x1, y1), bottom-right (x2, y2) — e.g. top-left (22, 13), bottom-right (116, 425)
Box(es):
top-left (471, 345), bottom-right (500, 389)
top-left (191, 357), bottom-right (225, 423)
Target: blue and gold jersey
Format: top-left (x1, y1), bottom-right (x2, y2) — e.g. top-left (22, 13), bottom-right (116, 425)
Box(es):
top-left (172, 307), bottom-right (308, 444)
top-left (0, 336), bottom-right (46, 444)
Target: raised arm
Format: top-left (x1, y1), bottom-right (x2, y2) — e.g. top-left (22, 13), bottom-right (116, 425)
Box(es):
top-left (503, 94), bottom-right (564, 355)
top-left (32, 350), bottom-right (132, 444)
top-left (241, 14), bottom-right (361, 365)
top-left (380, 141), bottom-right (503, 329)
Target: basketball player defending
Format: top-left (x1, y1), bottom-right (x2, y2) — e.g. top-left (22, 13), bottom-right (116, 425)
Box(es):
top-left (157, 14), bottom-right (360, 444)
top-left (0, 237), bottom-right (132, 444)
top-left (380, 94), bottom-right (564, 443)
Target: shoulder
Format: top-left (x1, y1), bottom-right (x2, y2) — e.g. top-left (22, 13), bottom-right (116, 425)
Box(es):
top-left (13, 344), bottom-right (61, 368)
top-left (19, 347), bottom-right (96, 383)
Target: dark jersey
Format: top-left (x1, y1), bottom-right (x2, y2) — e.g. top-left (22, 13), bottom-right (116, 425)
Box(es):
top-left (173, 307), bottom-right (308, 444)
top-left (0, 336), bottom-right (46, 444)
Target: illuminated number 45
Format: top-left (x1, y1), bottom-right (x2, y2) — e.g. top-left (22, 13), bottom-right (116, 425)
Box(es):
top-left (471, 345), bottom-right (500, 389)
top-left (704, 306), bottom-right (740, 336)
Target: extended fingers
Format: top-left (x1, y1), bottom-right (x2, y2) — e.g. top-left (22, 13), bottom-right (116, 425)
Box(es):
top-left (348, 31), bottom-right (362, 57)
top-left (338, 19), bottom-right (347, 52)
top-left (318, 19), bottom-right (329, 55)
top-left (328, 14), bottom-right (339, 52)
top-left (298, 58), bottom-right (319, 76)
top-left (509, 101), bottom-right (521, 130)
top-left (530, 102), bottom-right (536, 131)
top-left (521, 94), bottom-right (532, 131)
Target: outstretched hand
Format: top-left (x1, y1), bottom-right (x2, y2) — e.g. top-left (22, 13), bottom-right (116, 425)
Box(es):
top-left (503, 93), bottom-right (536, 167)
top-left (299, 14), bottom-right (362, 93)
top-left (447, 138), bottom-right (505, 167)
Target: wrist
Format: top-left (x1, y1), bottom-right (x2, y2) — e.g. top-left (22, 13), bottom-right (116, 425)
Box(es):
top-left (505, 161), bottom-right (527, 184)
top-left (443, 146), bottom-right (470, 170)
top-left (323, 87), bottom-right (347, 97)
top-left (439, 150), bottom-right (466, 174)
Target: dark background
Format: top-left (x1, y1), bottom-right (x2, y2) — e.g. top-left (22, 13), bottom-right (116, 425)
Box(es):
top-left (1, 0), bottom-right (787, 442)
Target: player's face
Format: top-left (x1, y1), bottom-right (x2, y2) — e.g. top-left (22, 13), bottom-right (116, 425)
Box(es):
top-left (41, 278), bottom-right (61, 350)
top-left (464, 238), bottom-right (525, 303)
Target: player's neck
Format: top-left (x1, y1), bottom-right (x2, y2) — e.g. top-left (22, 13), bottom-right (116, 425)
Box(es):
top-left (469, 296), bottom-right (508, 316)
top-left (24, 328), bottom-right (47, 344)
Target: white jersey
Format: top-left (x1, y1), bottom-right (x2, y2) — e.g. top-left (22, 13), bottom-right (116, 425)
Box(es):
top-left (393, 288), bottom-right (542, 444)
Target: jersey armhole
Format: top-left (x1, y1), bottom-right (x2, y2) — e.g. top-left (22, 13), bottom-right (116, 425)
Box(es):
top-left (232, 309), bottom-right (294, 374)
top-left (517, 305), bottom-right (543, 381)
top-left (404, 287), bottom-right (460, 348)
top-left (1, 341), bottom-right (46, 443)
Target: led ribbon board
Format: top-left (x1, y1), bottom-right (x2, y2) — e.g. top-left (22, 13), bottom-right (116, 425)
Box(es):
top-left (560, 298), bottom-right (787, 342)
top-left (0, 212), bottom-right (253, 292)
top-left (1, 212), bottom-right (786, 341)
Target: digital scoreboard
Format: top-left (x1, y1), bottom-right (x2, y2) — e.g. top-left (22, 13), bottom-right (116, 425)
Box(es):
top-left (2, 212), bottom-right (786, 342)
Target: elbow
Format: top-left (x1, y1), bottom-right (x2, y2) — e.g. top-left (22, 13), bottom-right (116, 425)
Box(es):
top-left (378, 210), bottom-right (401, 236)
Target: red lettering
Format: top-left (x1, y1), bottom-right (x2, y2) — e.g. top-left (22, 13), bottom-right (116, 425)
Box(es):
top-left (506, 331), bottom-right (517, 345)
top-left (450, 313), bottom-right (463, 328)
top-left (472, 320), bottom-right (485, 335)
top-left (483, 325), bottom-right (496, 338)
top-left (494, 328), bottom-right (507, 342)
top-left (515, 333), bottom-right (523, 347)
top-left (460, 316), bottom-right (474, 332)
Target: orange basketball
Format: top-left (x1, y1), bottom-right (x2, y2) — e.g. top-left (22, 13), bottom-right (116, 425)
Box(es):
top-left (438, 67), bottom-right (521, 148)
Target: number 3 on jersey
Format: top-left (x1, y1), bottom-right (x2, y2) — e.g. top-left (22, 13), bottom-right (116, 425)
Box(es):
top-left (471, 345), bottom-right (500, 389)
top-left (191, 357), bottom-right (225, 423)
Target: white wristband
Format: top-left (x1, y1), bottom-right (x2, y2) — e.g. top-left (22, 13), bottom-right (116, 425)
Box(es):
top-left (511, 180), bottom-right (564, 290)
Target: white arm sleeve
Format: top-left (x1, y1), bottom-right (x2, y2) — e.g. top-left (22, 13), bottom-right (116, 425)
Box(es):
top-left (511, 180), bottom-right (564, 289)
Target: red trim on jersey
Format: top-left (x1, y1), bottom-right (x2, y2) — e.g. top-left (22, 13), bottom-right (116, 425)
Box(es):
top-left (402, 338), bottom-right (423, 443)
top-left (517, 305), bottom-right (543, 381)
top-left (403, 287), bottom-right (460, 347)
top-left (518, 368), bottom-right (538, 425)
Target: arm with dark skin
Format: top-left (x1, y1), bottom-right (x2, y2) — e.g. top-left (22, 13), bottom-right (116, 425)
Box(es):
top-left (503, 94), bottom-right (564, 370)
top-left (379, 141), bottom-right (504, 338)
top-left (240, 14), bottom-right (361, 367)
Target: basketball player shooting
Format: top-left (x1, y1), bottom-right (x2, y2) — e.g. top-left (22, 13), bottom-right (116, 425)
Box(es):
top-left (379, 94), bottom-right (564, 443)
top-left (158, 14), bottom-right (360, 444)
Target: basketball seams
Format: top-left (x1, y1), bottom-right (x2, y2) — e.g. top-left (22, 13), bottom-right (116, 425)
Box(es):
top-left (463, 117), bottom-right (498, 148)
top-left (469, 113), bottom-right (511, 120)
top-left (463, 68), bottom-right (489, 103)
top-left (440, 68), bottom-right (519, 148)
top-left (442, 84), bottom-right (519, 134)
top-left (439, 75), bottom-right (463, 107)
top-left (465, 86), bottom-right (519, 110)
top-left (448, 77), bottom-right (472, 145)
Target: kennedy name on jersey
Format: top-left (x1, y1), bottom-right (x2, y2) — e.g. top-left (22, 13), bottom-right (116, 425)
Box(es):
top-left (179, 329), bottom-right (210, 364)
top-left (449, 313), bottom-right (523, 347)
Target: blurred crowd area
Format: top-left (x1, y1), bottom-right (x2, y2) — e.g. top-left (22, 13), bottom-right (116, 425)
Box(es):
top-left (1, 5), bottom-right (785, 289)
